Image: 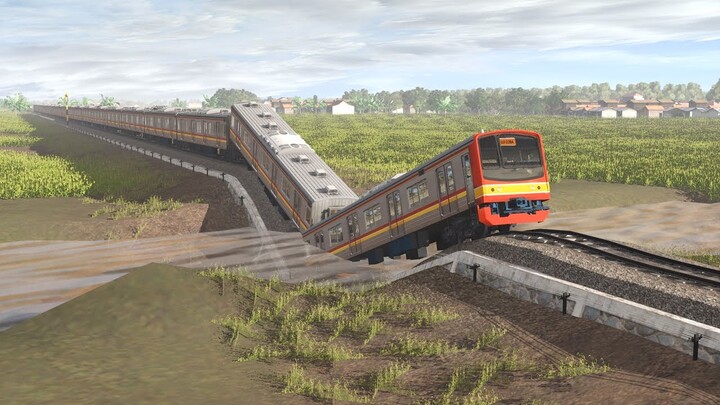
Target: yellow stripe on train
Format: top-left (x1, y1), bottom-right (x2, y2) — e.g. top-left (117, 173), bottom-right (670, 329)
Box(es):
top-left (474, 182), bottom-right (549, 198)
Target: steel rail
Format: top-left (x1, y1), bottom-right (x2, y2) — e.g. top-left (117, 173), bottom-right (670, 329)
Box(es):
top-left (504, 229), bottom-right (720, 288)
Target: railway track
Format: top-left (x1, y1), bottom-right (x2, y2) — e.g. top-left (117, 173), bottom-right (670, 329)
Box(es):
top-left (505, 229), bottom-right (720, 289)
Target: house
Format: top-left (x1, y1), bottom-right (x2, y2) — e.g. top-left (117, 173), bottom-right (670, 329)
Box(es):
top-left (620, 92), bottom-right (644, 102)
top-left (626, 99), bottom-right (661, 110)
top-left (561, 99), bottom-right (580, 110)
top-left (271, 98), bottom-right (293, 114)
top-left (326, 100), bottom-right (355, 115)
top-left (689, 99), bottom-right (710, 108)
top-left (637, 105), bottom-right (664, 118)
top-left (599, 99), bottom-right (619, 108)
top-left (656, 99), bottom-right (675, 109)
top-left (616, 108), bottom-right (637, 118)
top-left (588, 107), bottom-right (617, 118)
top-left (701, 108), bottom-right (720, 118)
top-left (665, 107), bottom-right (701, 118)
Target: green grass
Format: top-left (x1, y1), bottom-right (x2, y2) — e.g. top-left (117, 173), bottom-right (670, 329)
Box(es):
top-left (543, 354), bottom-right (610, 379)
top-left (0, 111), bottom-right (34, 134)
top-left (0, 134), bottom-right (41, 147)
top-left (283, 363), bottom-right (372, 403)
top-left (286, 114), bottom-right (720, 201)
top-left (26, 114), bottom-right (192, 201)
top-left (410, 307), bottom-right (460, 327)
top-left (89, 195), bottom-right (183, 219)
top-left (372, 361), bottom-right (411, 393)
top-left (474, 327), bottom-right (508, 350)
top-left (0, 150), bottom-right (93, 199)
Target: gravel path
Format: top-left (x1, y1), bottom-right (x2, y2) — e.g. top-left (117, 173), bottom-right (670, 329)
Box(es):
top-left (65, 120), bottom-right (297, 233)
top-left (447, 236), bottom-right (720, 328)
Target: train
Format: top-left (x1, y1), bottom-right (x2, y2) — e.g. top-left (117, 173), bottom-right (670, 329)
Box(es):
top-left (33, 103), bottom-right (550, 264)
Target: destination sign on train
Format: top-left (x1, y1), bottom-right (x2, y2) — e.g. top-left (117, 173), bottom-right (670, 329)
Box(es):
top-left (499, 137), bottom-right (517, 146)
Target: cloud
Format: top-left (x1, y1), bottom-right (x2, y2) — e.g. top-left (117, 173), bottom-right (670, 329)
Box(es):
top-left (1, 0), bottom-right (719, 101)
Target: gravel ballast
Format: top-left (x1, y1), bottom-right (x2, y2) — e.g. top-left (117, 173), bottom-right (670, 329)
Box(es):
top-left (447, 236), bottom-right (720, 328)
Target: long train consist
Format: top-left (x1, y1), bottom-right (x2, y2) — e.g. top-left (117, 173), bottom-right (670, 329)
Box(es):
top-left (33, 104), bottom-right (550, 263)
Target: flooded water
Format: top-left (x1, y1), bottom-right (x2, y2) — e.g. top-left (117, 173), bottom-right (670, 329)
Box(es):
top-left (0, 228), bottom-right (422, 331)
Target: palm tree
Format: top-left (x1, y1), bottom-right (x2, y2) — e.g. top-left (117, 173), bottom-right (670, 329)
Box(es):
top-left (292, 96), bottom-right (304, 114)
top-left (99, 94), bottom-right (119, 107)
top-left (4, 93), bottom-right (31, 112)
top-left (170, 98), bottom-right (187, 108)
top-left (304, 95), bottom-right (323, 113)
top-left (57, 93), bottom-right (70, 108)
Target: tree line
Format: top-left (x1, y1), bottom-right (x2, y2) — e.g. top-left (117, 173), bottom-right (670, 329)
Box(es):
top-left (4, 78), bottom-right (720, 115)
top-left (201, 80), bottom-right (720, 115)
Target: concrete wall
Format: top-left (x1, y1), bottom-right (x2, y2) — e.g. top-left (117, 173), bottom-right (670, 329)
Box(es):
top-left (412, 250), bottom-right (720, 364)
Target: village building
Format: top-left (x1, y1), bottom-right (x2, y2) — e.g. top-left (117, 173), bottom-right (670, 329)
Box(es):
top-left (616, 107), bottom-right (637, 118)
top-left (637, 105), bottom-right (665, 118)
top-left (326, 100), bottom-right (355, 115)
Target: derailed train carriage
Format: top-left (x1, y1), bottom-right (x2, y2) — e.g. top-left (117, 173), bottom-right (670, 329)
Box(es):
top-left (33, 103), bottom-right (549, 264)
top-left (301, 129), bottom-right (550, 264)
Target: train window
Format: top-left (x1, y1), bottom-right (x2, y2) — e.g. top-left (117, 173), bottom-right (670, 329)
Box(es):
top-left (436, 168), bottom-right (446, 196)
top-left (293, 191), bottom-right (302, 211)
top-left (407, 180), bottom-right (428, 209)
top-left (479, 136), bottom-right (500, 168)
top-left (445, 164), bottom-right (455, 193)
top-left (364, 205), bottom-right (382, 229)
top-left (463, 154), bottom-right (472, 179)
top-left (329, 224), bottom-right (344, 245)
top-left (281, 178), bottom-right (292, 198)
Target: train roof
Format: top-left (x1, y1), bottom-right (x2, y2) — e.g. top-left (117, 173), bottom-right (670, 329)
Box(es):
top-left (232, 102), bottom-right (357, 204)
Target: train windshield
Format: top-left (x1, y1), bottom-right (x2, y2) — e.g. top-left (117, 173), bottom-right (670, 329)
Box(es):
top-left (478, 135), bottom-right (544, 181)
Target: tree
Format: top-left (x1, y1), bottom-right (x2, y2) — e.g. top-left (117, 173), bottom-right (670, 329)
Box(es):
top-left (292, 96), bottom-right (304, 114)
top-left (464, 88), bottom-right (489, 113)
top-left (400, 87), bottom-right (428, 113)
top-left (436, 95), bottom-right (458, 114)
top-left (58, 93), bottom-right (70, 108)
top-left (3, 93), bottom-right (31, 112)
top-left (99, 94), bottom-right (119, 107)
top-left (427, 90), bottom-right (451, 113)
top-left (202, 88), bottom-right (258, 108)
top-left (170, 98), bottom-right (187, 108)
top-left (304, 95), bottom-right (323, 113)
top-left (706, 78), bottom-right (720, 102)
top-left (373, 91), bottom-right (401, 113)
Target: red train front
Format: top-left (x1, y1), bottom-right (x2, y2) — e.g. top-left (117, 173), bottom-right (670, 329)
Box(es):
top-left (470, 130), bottom-right (550, 230)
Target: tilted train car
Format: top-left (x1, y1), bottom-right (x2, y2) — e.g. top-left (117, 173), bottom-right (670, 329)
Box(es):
top-left (301, 130), bottom-right (550, 264)
top-left (228, 102), bottom-right (358, 230)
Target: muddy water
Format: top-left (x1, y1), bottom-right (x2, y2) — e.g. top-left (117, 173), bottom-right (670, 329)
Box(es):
top-left (0, 228), bottom-right (418, 331)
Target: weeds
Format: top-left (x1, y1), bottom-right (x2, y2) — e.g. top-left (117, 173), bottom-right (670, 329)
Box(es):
top-left (543, 354), bottom-right (610, 379)
top-left (381, 336), bottom-right (459, 357)
top-left (474, 327), bottom-right (508, 350)
top-left (91, 195), bottom-right (182, 219)
top-left (211, 315), bottom-right (257, 346)
top-left (372, 361), bottom-right (411, 393)
top-left (411, 307), bottom-right (459, 327)
top-left (283, 363), bottom-right (371, 403)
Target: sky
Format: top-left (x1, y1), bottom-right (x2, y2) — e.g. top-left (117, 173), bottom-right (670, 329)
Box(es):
top-left (2, 0), bottom-right (720, 104)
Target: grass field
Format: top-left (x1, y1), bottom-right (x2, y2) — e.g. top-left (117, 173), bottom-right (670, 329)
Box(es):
top-left (286, 114), bottom-right (720, 201)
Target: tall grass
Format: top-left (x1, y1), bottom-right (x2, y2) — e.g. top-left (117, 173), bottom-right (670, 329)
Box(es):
top-left (0, 150), bottom-right (92, 199)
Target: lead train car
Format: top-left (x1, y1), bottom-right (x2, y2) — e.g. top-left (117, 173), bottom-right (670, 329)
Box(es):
top-left (302, 130), bottom-right (550, 264)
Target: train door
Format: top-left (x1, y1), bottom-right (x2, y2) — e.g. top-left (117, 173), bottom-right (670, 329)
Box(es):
top-left (387, 191), bottom-right (405, 237)
top-left (436, 167), bottom-right (447, 217)
top-left (347, 213), bottom-right (362, 255)
top-left (462, 154), bottom-right (475, 206)
top-left (445, 162), bottom-right (458, 212)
